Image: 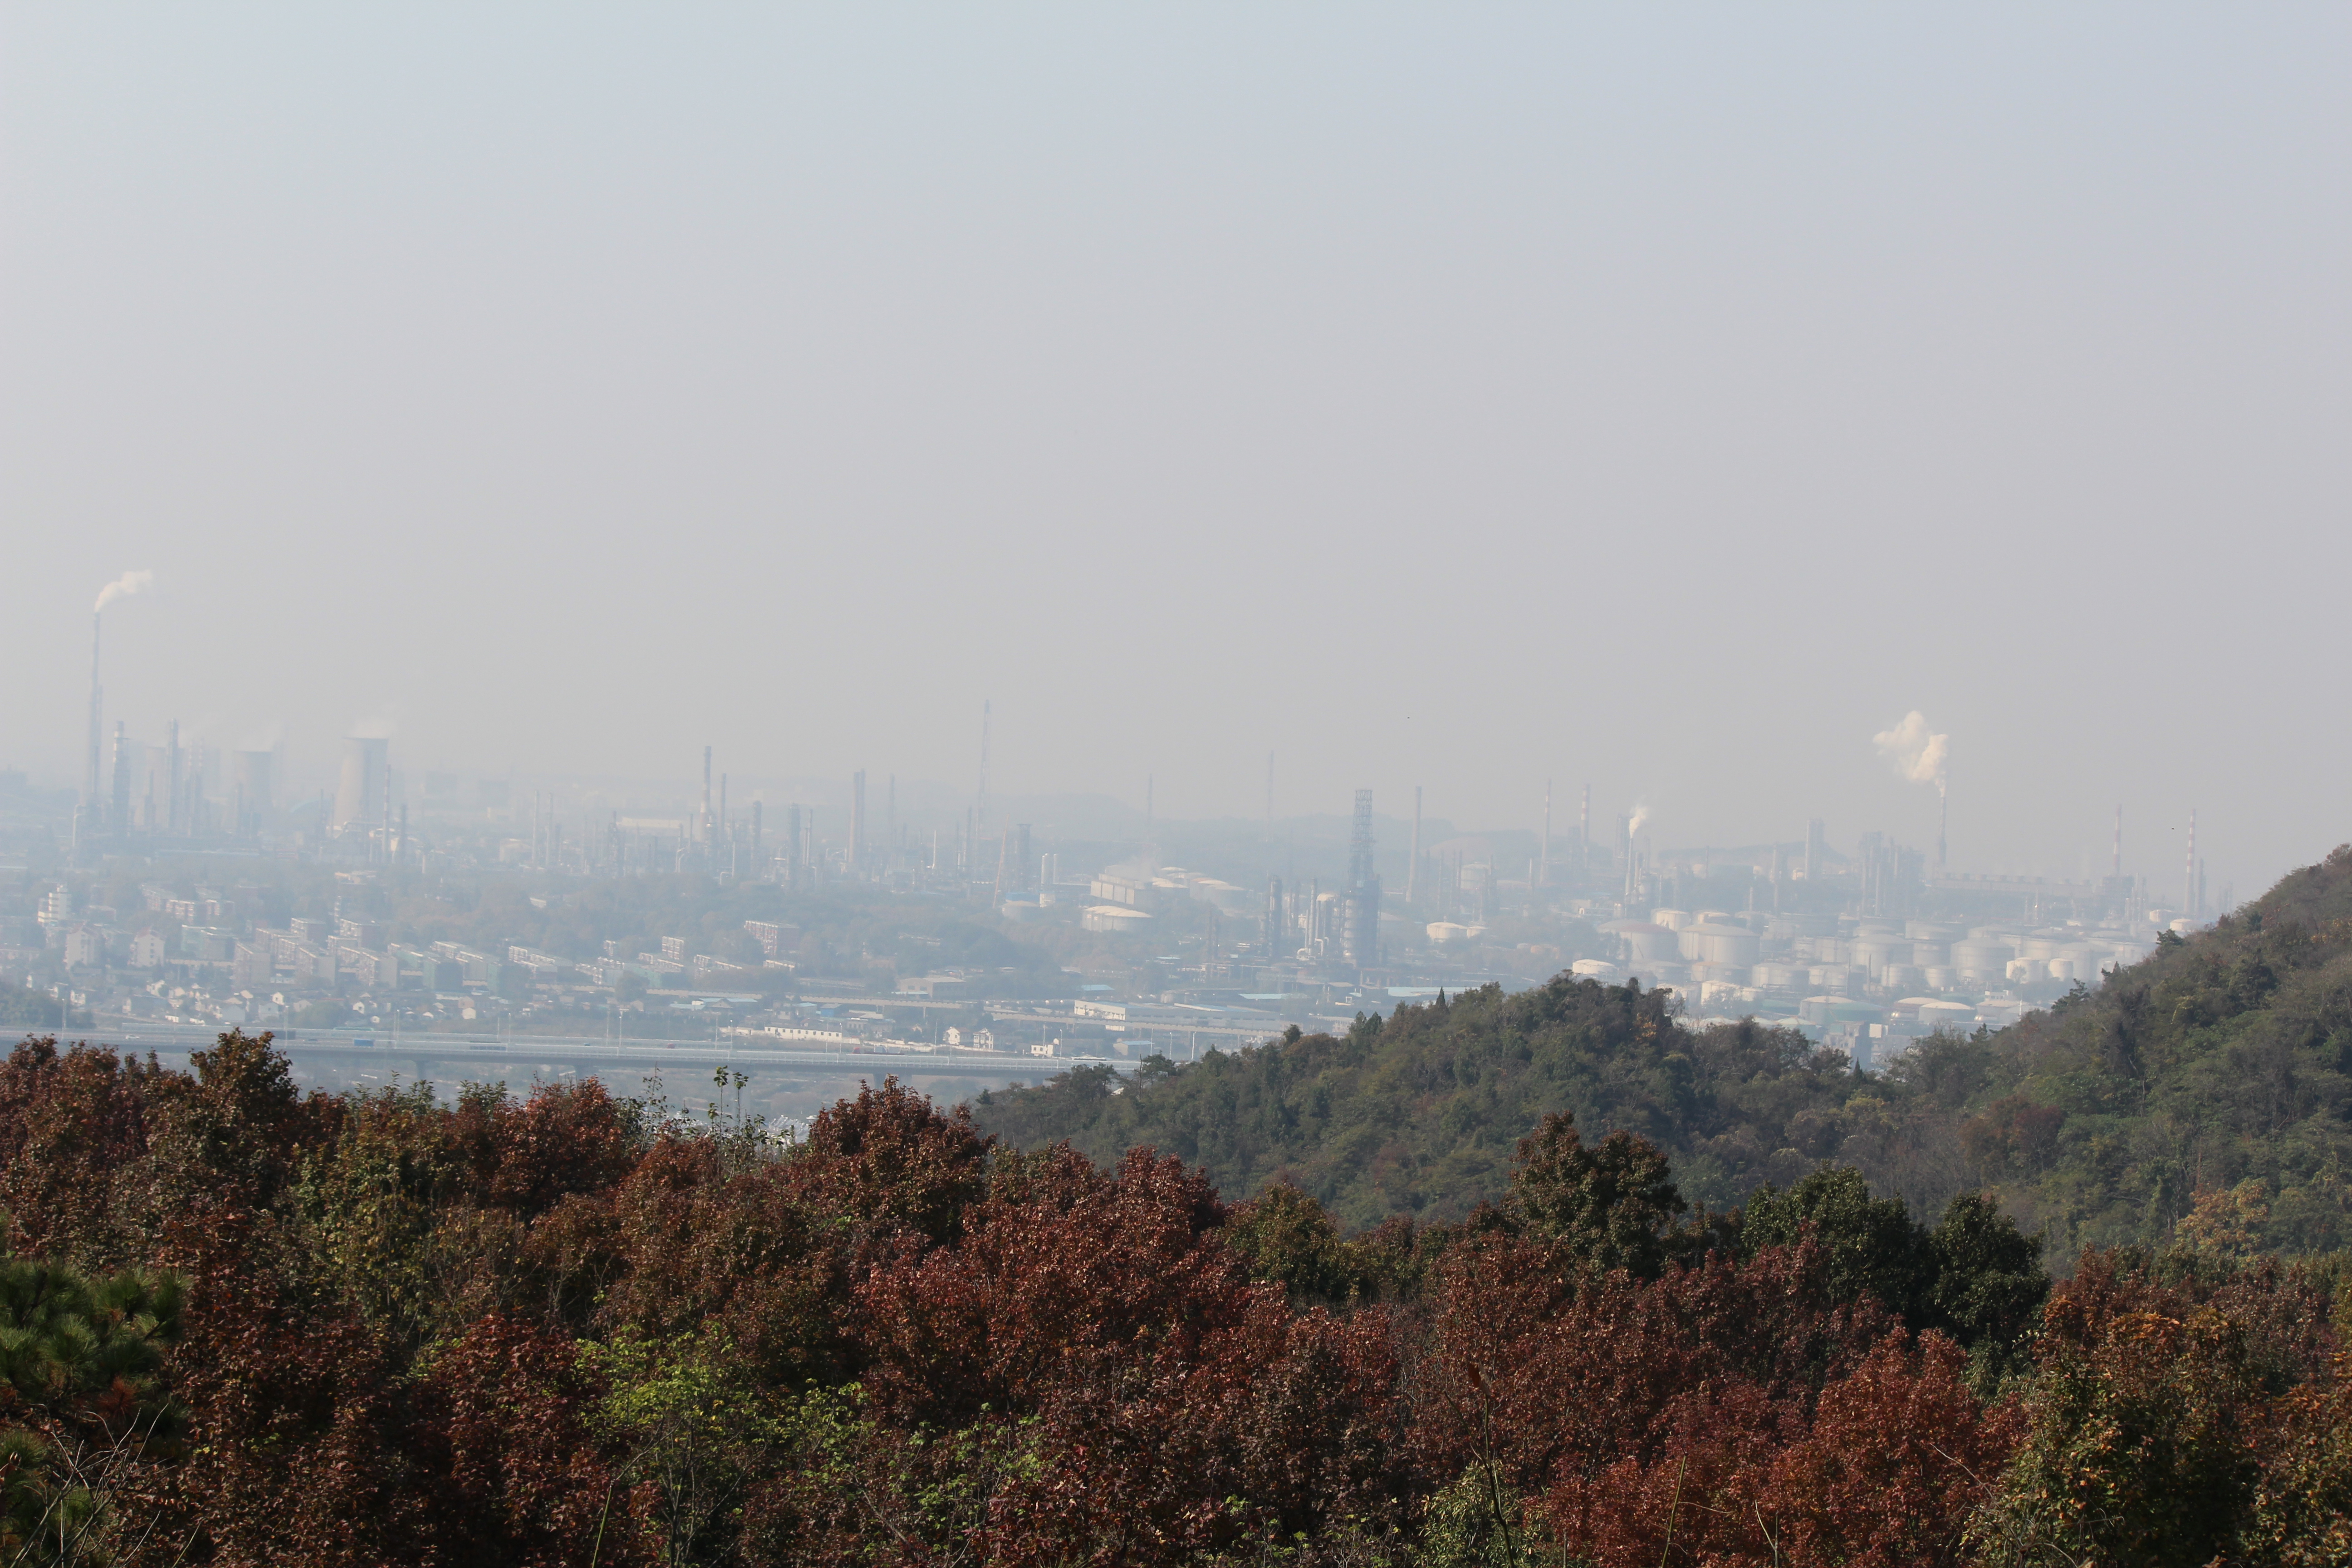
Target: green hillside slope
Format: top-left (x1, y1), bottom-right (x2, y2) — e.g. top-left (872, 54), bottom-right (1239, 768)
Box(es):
top-left (974, 844), bottom-right (2352, 1253)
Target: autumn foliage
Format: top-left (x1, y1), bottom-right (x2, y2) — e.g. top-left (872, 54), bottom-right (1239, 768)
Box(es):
top-left (0, 1030), bottom-right (2347, 1563)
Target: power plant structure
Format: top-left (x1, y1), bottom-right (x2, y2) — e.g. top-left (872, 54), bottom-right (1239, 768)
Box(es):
top-left (83, 614), bottom-right (104, 824)
top-left (851, 769), bottom-right (867, 874)
top-left (231, 750), bottom-right (274, 838)
top-left (333, 738), bottom-right (389, 832)
top-left (1341, 788), bottom-right (1380, 970)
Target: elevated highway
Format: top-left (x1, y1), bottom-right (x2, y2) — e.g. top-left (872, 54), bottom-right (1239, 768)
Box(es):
top-left (67, 1021), bottom-right (1119, 1082)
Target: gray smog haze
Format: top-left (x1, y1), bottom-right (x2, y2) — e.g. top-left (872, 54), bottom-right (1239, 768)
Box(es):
top-left (4, 5), bottom-right (2347, 902)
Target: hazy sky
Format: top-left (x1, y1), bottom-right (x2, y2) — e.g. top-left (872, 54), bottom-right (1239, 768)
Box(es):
top-left (5, 5), bottom-right (2347, 900)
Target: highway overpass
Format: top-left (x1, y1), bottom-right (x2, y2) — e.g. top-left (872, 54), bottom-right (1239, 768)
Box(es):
top-left (59, 1021), bottom-right (1126, 1082)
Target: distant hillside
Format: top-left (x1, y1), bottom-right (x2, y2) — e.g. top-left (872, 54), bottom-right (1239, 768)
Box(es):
top-left (975, 982), bottom-right (1907, 1230)
top-left (974, 844), bottom-right (2352, 1254)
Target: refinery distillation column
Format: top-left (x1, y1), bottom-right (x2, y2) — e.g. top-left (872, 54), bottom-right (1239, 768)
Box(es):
top-left (1341, 789), bottom-right (1380, 970)
top-left (1406, 786), bottom-right (1422, 906)
top-left (1541, 779), bottom-right (1552, 889)
top-left (84, 614), bottom-right (104, 827)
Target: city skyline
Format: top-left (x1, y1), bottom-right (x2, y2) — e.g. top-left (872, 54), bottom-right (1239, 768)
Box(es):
top-left (7, 5), bottom-right (2347, 913)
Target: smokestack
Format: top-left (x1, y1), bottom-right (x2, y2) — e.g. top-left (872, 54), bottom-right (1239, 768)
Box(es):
top-left (1579, 784), bottom-right (1591, 873)
top-left (701, 746), bottom-right (714, 845)
top-left (851, 769), bottom-right (867, 874)
top-left (977, 700), bottom-right (991, 834)
top-left (111, 724), bottom-right (132, 829)
top-left (84, 614), bottom-right (103, 821)
top-left (1936, 783), bottom-right (1948, 871)
top-left (2185, 809), bottom-right (2198, 922)
top-left (1541, 779), bottom-right (1552, 890)
top-left (1407, 785), bottom-right (1422, 905)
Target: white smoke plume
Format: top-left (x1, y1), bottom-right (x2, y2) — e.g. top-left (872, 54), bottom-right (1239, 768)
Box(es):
top-left (1873, 710), bottom-right (1949, 789)
top-left (1627, 802), bottom-right (1650, 838)
top-left (93, 569), bottom-right (154, 612)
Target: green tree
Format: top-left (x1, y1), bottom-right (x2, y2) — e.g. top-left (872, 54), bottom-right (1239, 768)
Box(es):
top-left (1743, 1166), bottom-right (1936, 1322)
top-left (0, 1258), bottom-right (185, 1566)
top-left (1507, 1112), bottom-right (1686, 1278)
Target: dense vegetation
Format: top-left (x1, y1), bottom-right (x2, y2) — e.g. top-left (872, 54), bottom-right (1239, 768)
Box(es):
top-left (980, 846), bottom-right (2352, 1256)
top-left (0, 986), bottom-right (75, 1031)
top-left (4, 848), bottom-right (2352, 1562)
top-left (0, 1029), bottom-right (2345, 1561)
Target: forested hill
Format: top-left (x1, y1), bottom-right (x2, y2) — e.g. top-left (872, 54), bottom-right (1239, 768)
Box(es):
top-left (974, 844), bottom-right (2352, 1253)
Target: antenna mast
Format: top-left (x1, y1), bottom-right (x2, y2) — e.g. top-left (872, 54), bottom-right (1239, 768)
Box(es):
top-left (976, 700), bottom-right (991, 835)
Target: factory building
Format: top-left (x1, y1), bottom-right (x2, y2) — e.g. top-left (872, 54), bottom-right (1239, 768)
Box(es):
top-left (334, 738), bottom-right (389, 831)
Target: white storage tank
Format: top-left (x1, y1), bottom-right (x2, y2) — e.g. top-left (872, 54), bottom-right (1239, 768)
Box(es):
top-left (1851, 937), bottom-right (1915, 979)
top-left (1678, 922), bottom-right (1761, 966)
top-left (1952, 940), bottom-right (2015, 981)
top-left (1570, 959), bottom-right (1622, 980)
top-left (1917, 1000), bottom-right (1977, 1033)
top-left (1605, 921), bottom-right (1681, 961)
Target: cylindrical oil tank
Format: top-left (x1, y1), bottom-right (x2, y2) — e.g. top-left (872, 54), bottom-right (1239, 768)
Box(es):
top-left (1951, 940), bottom-right (2015, 981)
top-left (1682, 922), bottom-right (1761, 966)
top-left (1850, 937), bottom-right (1914, 978)
top-left (1605, 921), bottom-right (1681, 961)
top-left (1917, 1000), bottom-right (1976, 1032)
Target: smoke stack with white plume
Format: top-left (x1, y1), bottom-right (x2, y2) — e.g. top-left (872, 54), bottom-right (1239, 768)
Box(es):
top-left (93, 570), bottom-right (154, 613)
top-left (1873, 710), bottom-right (1951, 866)
top-left (1872, 710), bottom-right (1949, 788)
